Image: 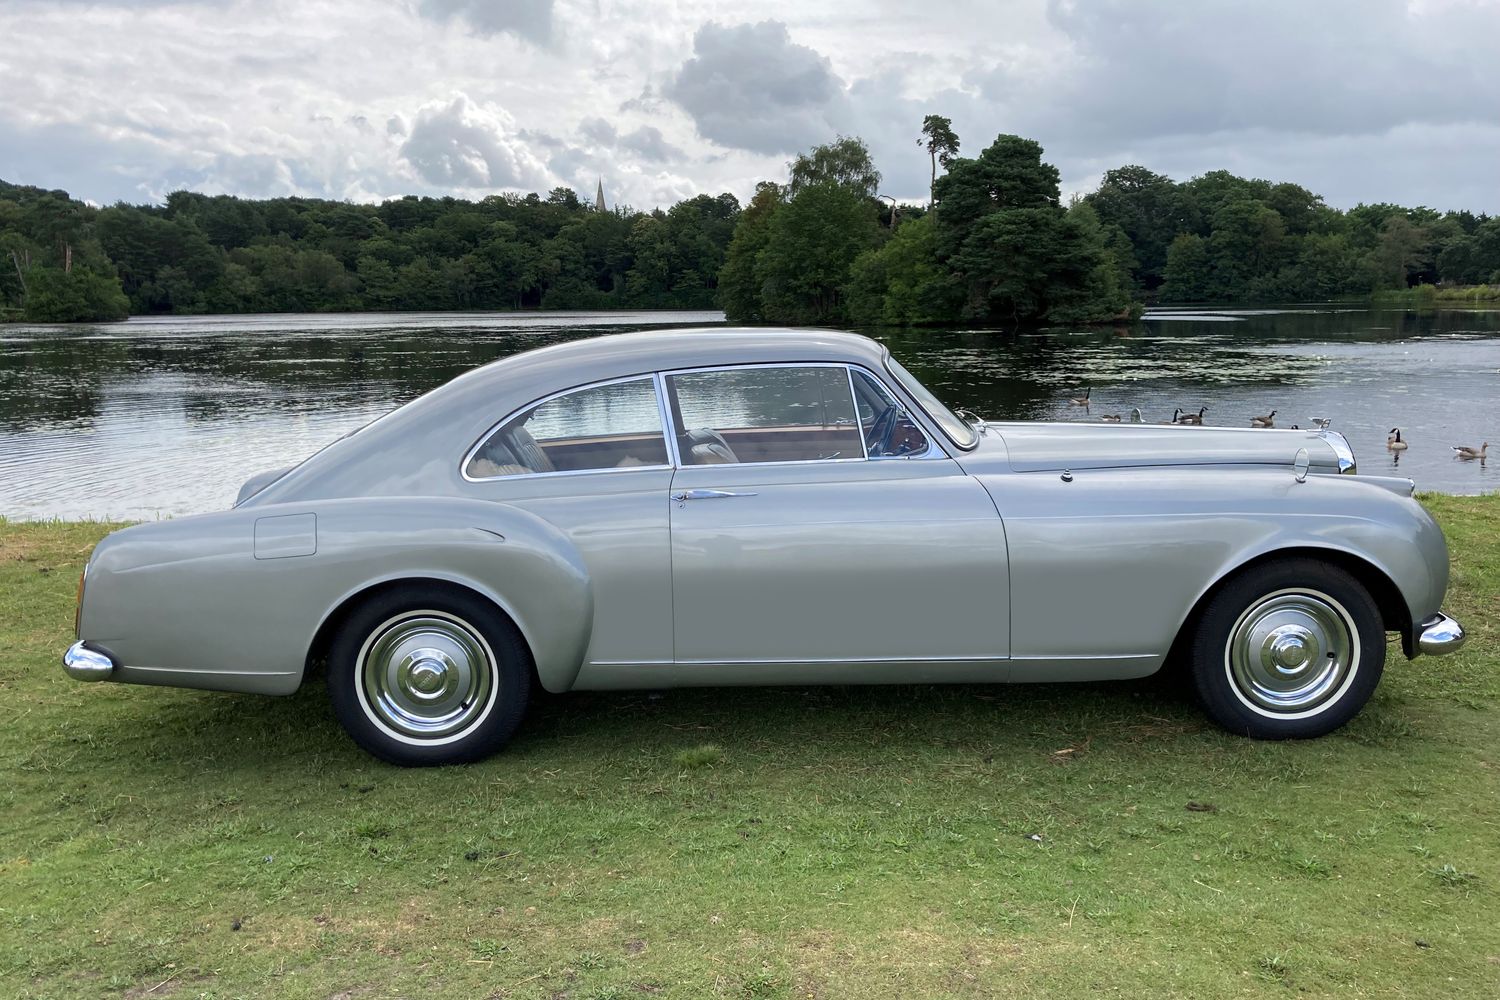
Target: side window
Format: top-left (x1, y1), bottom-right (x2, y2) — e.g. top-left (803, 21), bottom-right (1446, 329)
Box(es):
top-left (667, 366), bottom-right (864, 465)
top-left (466, 377), bottom-right (668, 479)
top-left (850, 369), bottom-right (931, 458)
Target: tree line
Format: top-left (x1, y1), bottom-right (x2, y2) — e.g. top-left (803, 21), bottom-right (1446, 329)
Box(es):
top-left (3, 122), bottom-right (1496, 325)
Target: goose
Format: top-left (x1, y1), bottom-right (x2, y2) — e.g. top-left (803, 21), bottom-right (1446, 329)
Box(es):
top-left (1100, 413), bottom-right (1122, 423)
top-left (1251, 410), bottom-right (1277, 428)
top-left (1069, 387), bottom-right (1091, 406)
top-left (1452, 441), bottom-right (1489, 460)
top-left (1175, 407), bottom-right (1206, 425)
top-left (1128, 407), bottom-right (1143, 423)
top-left (1387, 428), bottom-right (1408, 451)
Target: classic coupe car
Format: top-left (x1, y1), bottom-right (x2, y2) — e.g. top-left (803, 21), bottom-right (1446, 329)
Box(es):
top-left (64, 328), bottom-right (1466, 765)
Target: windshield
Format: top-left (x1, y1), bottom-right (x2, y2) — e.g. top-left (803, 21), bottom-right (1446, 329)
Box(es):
top-left (885, 357), bottom-right (978, 449)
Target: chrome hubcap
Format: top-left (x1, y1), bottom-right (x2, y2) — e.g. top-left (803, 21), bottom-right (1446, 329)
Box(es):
top-left (1227, 590), bottom-right (1356, 713)
top-left (360, 613), bottom-right (494, 739)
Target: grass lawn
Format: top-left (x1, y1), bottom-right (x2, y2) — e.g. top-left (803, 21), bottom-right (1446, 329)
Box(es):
top-left (2, 495), bottom-right (1498, 998)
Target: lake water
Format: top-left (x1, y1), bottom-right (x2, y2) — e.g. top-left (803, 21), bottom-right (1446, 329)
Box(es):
top-left (1, 306), bottom-right (1496, 519)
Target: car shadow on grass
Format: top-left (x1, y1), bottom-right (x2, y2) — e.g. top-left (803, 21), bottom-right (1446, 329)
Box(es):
top-left (59, 662), bottom-right (1424, 786)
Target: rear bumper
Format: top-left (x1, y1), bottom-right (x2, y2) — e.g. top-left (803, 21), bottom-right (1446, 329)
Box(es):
top-left (1417, 612), bottom-right (1466, 657)
top-left (62, 641), bottom-right (118, 681)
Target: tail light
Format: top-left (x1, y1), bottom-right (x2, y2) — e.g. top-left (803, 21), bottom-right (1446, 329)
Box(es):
top-left (75, 565), bottom-right (87, 638)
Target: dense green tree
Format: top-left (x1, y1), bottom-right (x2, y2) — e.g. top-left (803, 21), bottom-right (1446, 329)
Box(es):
top-left (755, 181), bottom-right (882, 324)
top-left (1085, 165), bottom-right (1197, 290)
top-left (932, 136), bottom-right (1127, 323)
top-left (787, 136), bottom-right (882, 199)
top-left (20, 266), bottom-right (131, 322)
top-left (717, 182), bottom-right (782, 321)
top-left (1160, 233), bottom-right (1212, 302)
top-left (846, 214), bottom-right (960, 325)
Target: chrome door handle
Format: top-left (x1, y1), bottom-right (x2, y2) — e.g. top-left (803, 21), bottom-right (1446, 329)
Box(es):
top-left (671, 489), bottom-right (758, 502)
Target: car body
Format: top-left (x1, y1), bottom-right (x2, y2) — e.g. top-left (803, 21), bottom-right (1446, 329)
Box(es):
top-left (63, 328), bottom-right (1467, 763)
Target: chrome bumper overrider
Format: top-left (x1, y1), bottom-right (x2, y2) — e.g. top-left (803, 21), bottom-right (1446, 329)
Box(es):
top-left (62, 641), bottom-right (117, 681)
top-left (1417, 613), bottom-right (1467, 657)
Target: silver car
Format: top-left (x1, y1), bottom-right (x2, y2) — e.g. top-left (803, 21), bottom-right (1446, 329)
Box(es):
top-left (63, 328), bottom-right (1467, 764)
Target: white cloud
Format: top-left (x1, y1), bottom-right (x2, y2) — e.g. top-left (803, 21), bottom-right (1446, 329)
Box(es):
top-left (398, 93), bottom-right (551, 190)
top-left (0, 0), bottom-right (1496, 213)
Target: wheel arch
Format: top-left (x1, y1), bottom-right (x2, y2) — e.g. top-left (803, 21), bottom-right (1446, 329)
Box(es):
top-left (1170, 545), bottom-right (1412, 665)
top-left (306, 576), bottom-right (543, 683)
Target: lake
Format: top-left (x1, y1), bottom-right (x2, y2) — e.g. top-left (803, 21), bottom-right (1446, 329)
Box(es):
top-left (1, 306), bottom-right (1496, 519)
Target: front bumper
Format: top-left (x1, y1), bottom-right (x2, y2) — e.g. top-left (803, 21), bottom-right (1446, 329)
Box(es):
top-left (62, 641), bottom-right (118, 681)
top-left (1417, 613), bottom-right (1467, 657)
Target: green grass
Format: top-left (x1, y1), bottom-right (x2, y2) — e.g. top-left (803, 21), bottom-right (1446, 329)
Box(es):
top-left (2, 498), bottom-right (1499, 998)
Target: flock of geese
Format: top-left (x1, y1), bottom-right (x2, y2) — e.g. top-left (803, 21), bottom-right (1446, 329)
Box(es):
top-left (1066, 389), bottom-right (1489, 461)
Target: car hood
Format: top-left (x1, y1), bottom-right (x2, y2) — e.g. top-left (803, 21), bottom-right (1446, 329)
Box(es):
top-left (955, 421), bottom-right (1346, 474)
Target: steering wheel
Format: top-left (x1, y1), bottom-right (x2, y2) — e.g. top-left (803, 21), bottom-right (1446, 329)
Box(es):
top-left (866, 404), bottom-right (899, 457)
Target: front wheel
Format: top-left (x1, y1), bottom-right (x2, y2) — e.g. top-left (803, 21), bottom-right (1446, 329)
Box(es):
top-left (1189, 559), bottom-right (1385, 739)
top-left (328, 585), bottom-right (531, 766)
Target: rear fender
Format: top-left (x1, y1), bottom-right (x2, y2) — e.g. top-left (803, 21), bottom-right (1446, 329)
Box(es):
top-left (81, 497), bottom-right (593, 695)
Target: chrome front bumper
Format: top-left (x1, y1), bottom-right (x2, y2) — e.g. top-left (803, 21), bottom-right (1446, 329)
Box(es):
top-left (62, 641), bottom-right (118, 681)
top-left (1417, 613), bottom-right (1467, 657)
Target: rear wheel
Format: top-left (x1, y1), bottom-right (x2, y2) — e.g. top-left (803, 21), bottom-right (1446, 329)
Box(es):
top-left (328, 585), bottom-right (531, 765)
top-left (1189, 559), bottom-right (1385, 739)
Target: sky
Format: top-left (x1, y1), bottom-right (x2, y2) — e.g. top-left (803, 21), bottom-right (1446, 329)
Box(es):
top-left (1, 0), bottom-right (1498, 213)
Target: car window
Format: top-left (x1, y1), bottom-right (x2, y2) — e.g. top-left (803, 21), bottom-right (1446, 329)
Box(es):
top-left (667, 366), bottom-right (864, 465)
top-left (466, 377), bottom-right (669, 478)
top-left (850, 369), bottom-right (931, 458)
top-left (885, 356), bottom-right (978, 449)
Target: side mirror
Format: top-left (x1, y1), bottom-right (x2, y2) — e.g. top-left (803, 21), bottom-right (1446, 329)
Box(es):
top-left (1293, 448), bottom-right (1310, 483)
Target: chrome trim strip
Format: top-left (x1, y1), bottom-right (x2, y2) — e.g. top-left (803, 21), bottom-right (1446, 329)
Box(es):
top-left (672, 655), bottom-right (1007, 665)
top-left (672, 489), bottom-right (759, 502)
top-left (461, 373), bottom-right (672, 483)
top-left (846, 364), bottom-right (871, 461)
top-left (465, 463), bottom-right (674, 484)
top-left (653, 370), bottom-right (684, 468)
top-left (1417, 612), bottom-right (1466, 656)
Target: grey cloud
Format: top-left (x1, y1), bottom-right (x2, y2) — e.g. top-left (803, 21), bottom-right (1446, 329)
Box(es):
top-left (975, 0), bottom-right (1500, 146)
top-left (579, 117), bottom-right (617, 145)
top-left (665, 20), bottom-right (851, 155)
top-left (399, 93), bottom-right (550, 190)
top-left (416, 0), bottom-right (553, 45)
top-left (576, 118), bottom-right (682, 164)
top-left (619, 126), bottom-right (681, 163)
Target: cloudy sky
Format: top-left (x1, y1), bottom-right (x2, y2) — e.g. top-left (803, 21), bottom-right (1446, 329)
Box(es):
top-left (2, 0), bottom-right (1497, 212)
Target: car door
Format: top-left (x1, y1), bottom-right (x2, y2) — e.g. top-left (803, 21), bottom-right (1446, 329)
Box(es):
top-left (664, 363), bottom-right (1010, 677)
top-left (461, 374), bottom-right (676, 674)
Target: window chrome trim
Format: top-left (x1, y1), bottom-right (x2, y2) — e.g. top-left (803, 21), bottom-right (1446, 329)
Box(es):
top-left (662, 361), bottom-right (870, 469)
top-left (461, 373), bottom-right (673, 483)
top-left (653, 370), bottom-right (684, 468)
top-left (463, 361), bottom-right (958, 482)
top-left (883, 353), bottom-right (978, 451)
top-left (847, 365), bottom-right (946, 461)
top-left (845, 364), bottom-right (871, 461)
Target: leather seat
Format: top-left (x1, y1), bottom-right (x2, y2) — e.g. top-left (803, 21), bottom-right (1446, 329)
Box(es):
top-left (508, 425), bottom-right (557, 473)
top-left (683, 427), bottom-right (739, 465)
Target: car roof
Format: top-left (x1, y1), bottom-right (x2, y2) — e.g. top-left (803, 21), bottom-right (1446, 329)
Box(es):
top-left (451, 326), bottom-right (890, 392)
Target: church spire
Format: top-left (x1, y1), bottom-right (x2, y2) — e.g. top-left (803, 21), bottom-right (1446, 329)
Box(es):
top-left (594, 178), bottom-right (606, 212)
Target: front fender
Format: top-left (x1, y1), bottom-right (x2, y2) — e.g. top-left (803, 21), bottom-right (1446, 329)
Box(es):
top-left (81, 497), bottom-right (593, 695)
top-left (982, 467), bottom-right (1449, 664)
